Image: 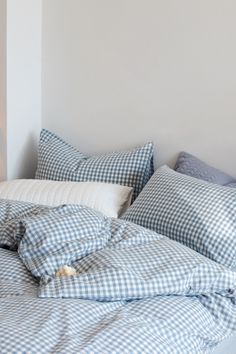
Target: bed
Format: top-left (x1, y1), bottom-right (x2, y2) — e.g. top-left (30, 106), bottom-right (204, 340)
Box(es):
top-left (0, 129), bottom-right (235, 354)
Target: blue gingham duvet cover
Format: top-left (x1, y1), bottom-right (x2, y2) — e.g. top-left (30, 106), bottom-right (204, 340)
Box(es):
top-left (0, 200), bottom-right (236, 354)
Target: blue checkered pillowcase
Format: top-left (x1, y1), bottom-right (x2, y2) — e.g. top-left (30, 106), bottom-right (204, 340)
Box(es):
top-left (35, 129), bottom-right (154, 201)
top-left (122, 165), bottom-right (236, 269)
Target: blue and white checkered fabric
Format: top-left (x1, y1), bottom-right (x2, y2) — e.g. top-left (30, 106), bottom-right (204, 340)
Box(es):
top-left (35, 129), bottom-right (154, 200)
top-left (19, 204), bottom-right (111, 280)
top-left (123, 165), bottom-right (236, 269)
top-left (0, 248), bottom-right (38, 298)
top-left (0, 199), bottom-right (49, 250)
top-left (1, 200), bottom-right (236, 353)
top-left (17, 205), bottom-right (236, 300)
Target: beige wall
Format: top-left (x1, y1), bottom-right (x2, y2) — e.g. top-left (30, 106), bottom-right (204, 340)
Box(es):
top-left (42, 0), bottom-right (235, 176)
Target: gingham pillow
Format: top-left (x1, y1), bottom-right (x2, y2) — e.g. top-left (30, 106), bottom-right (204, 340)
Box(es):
top-left (122, 165), bottom-right (236, 269)
top-left (35, 129), bottom-right (154, 201)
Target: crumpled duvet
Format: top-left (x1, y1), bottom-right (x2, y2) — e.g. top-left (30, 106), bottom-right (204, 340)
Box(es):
top-left (0, 199), bottom-right (236, 354)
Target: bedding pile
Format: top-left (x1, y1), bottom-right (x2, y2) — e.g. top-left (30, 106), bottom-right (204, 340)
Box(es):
top-left (0, 199), bottom-right (236, 353)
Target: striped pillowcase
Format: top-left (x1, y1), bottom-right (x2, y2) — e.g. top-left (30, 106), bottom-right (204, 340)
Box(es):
top-left (35, 129), bottom-right (154, 201)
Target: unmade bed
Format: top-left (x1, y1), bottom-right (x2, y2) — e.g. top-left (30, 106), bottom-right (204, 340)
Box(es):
top-left (0, 199), bottom-right (235, 354)
top-left (0, 129), bottom-right (236, 353)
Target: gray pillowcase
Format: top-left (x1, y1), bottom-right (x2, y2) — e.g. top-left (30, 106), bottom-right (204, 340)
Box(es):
top-left (175, 151), bottom-right (236, 187)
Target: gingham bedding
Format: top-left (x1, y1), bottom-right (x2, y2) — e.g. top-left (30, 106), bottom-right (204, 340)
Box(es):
top-left (123, 165), bottom-right (236, 269)
top-left (1, 200), bottom-right (236, 354)
top-left (35, 129), bottom-right (154, 201)
top-left (0, 198), bottom-right (50, 250)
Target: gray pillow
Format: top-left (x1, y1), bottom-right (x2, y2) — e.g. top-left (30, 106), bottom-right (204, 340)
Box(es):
top-left (175, 151), bottom-right (236, 187)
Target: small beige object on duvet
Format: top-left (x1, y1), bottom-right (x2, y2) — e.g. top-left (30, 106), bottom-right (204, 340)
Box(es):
top-left (55, 266), bottom-right (77, 277)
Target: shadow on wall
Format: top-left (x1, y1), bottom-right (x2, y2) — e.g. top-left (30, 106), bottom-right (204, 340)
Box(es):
top-left (0, 128), bottom-right (6, 181)
top-left (18, 133), bottom-right (38, 179)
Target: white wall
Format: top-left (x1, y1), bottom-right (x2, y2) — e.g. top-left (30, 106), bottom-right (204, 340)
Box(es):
top-left (6, 0), bottom-right (42, 179)
top-left (42, 0), bottom-right (236, 176)
top-left (0, 0), bottom-right (6, 180)
top-left (0, 0), bottom-right (42, 180)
